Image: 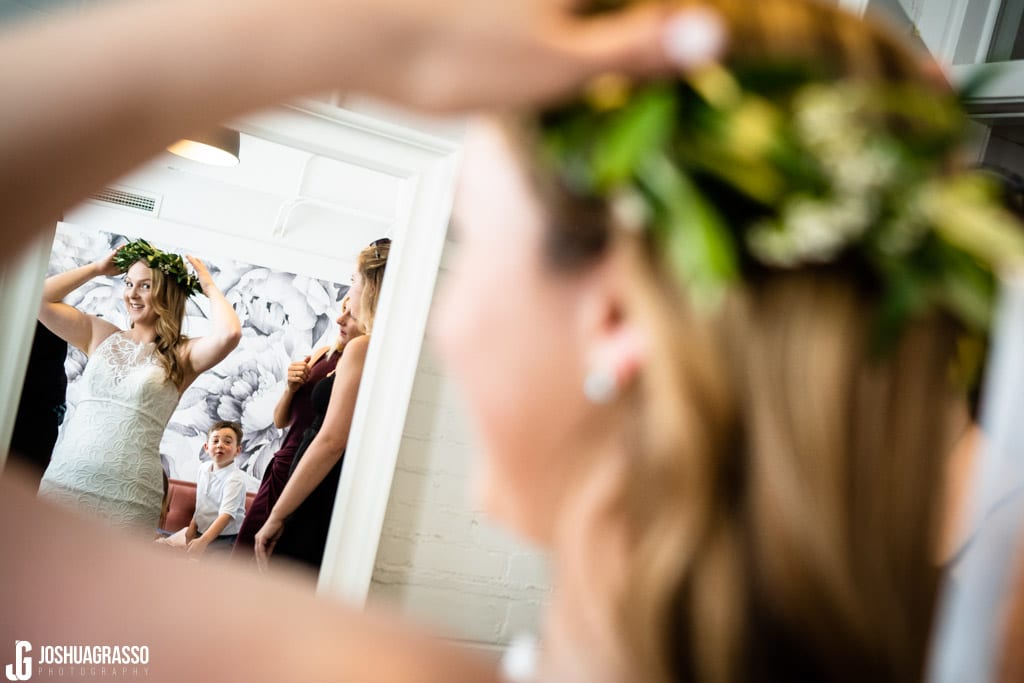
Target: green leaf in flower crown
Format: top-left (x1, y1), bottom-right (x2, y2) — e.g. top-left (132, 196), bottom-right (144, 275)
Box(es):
top-left (637, 151), bottom-right (738, 304)
top-left (110, 238), bottom-right (203, 297)
top-left (677, 141), bottom-right (786, 205)
top-left (591, 86), bottom-right (676, 190)
top-left (536, 53), bottom-right (1017, 350)
top-left (866, 84), bottom-right (964, 147)
top-left (675, 97), bottom-right (788, 205)
top-left (935, 260), bottom-right (994, 333)
top-left (924, 174), bottom-right (1024, 269)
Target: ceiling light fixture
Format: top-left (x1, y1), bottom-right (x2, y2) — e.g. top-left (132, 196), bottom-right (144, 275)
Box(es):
top-left (167, 126), bottom-right (240, 166)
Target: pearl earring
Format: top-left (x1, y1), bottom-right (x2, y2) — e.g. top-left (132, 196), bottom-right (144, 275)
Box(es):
top-left (583, 366), bottom-right (618, 404)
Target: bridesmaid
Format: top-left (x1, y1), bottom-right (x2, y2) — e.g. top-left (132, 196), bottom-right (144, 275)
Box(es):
top-left (233, 295), bottom-right (364, 558)
top-left (255, 239), bottom-right (389, 570)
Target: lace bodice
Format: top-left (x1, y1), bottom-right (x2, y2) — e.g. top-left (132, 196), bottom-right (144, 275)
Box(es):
top-left (39, 332), bottom-right (181, 532)
top-left (79, 331), bottom-right (180, 419)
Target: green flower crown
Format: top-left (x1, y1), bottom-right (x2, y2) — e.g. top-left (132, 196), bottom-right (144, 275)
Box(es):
top-left (538, 64), bottom-right (1024, 354)
top-left (113, 239), bottom-right (203, 297)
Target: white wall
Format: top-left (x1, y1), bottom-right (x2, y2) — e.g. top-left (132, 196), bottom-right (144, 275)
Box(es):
top-left (368, 242), bottom-right (551, 647)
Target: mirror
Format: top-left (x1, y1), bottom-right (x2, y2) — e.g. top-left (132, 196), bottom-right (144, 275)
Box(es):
top-left (43, 222), bottom-right (352, 487)
top-left (2, 100), bottom-right (460, 604)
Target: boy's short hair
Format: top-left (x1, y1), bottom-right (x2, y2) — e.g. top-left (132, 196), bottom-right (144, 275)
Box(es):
top-left (208, 420), bottom-right (243, 443)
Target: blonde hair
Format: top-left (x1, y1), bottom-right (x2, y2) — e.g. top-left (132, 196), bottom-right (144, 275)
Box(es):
top-left (615, 260), bottom-right (958, 683)
top-left (355, 240), bottom-right (390, 334)
top-left (511, 1), bottom-right (961, 681)
top-left (145, 265), bottom-right (190, 388)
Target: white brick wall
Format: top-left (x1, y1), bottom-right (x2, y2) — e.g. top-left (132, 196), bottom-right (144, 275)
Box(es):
top-left (368, 243), bottom-right (551, 647)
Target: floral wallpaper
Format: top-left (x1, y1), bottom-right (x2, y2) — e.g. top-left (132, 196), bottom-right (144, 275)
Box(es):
top-left (48, 224), bottom-right (349, 488)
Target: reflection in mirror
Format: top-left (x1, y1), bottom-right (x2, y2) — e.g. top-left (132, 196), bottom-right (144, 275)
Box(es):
top-left (49, 225), bottom-right (350, 484)
top-left (3, 101), bottom-right (461, 611)
top-left (10, 124), bottom-right (406, 579)
top-left (22, 223), bottom-right (356, 569)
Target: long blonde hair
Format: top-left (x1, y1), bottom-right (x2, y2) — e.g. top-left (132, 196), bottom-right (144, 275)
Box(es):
top-left (355, 240), bottom-right (390, 334)
top-left (512, 1), bottom-right (962, 680)
top-left (139, 264), bottom-right (189, 387)
top-left (615, 259), bottom-right (958, 683)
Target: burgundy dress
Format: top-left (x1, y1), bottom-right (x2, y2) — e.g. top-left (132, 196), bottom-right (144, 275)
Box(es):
top-left (272, 372), bottom-right (344, 570)
top-left (233, 351), bottom-right (340, 557)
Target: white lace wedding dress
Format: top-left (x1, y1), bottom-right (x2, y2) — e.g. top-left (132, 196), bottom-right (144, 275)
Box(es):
top-left (38, 331), bottom-right (180, 532)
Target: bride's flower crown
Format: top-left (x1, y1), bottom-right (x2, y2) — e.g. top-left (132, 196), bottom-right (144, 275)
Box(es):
top-left (113, 239), bottom-right (203, 297)
top-left (538, 62), bottom-right (1024, 356)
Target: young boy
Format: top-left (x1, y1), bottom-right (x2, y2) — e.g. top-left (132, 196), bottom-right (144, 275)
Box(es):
top-left (186, 421), bottom-right (248, 556)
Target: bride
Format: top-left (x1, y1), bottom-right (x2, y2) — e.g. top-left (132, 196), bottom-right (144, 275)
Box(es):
top-left (37, 239), bottom-right (241, 532)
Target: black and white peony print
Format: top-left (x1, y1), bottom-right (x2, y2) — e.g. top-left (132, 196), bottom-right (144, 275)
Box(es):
top-left (48, 224), bottom-right (349, 487)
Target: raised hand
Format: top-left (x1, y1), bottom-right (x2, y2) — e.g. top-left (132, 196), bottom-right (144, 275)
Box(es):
top-left (92, 247), bottom-right (123, 277)
top-left (184, 255), bottom-right (214, 293)
top-left (286, 356), bottom-right (312, 392)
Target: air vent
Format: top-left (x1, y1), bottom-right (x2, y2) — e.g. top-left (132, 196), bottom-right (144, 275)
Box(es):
top-left (87, 186), bottom-right (162, 216)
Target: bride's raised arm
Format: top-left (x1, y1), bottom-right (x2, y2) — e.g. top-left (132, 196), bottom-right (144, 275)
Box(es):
top-left (38, 250), bottom-right (121, 356)
top-left (180, 255), bottom-right (241, 388)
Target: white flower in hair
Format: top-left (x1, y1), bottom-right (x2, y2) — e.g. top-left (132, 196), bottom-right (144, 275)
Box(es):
top-left (747, 219), bottom-right (799, 267)
top-left (748, 195), bottom-right (873, 266)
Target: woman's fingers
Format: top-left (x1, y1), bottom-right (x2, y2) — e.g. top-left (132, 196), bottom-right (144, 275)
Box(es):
top-left (287, 359), bottom-right (310, 385)
top-left (402, 3), bottom-right (728, 113)
top-left (551, 5), bottom-right (728, 88)
top-left (185, 255), bottom-right (214, 281)
top-left (254, 535), bottom-right (270, 570)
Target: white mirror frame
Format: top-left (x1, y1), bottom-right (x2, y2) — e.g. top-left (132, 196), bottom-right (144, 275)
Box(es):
top-left (0, 99), bottom-right (461, 607)
top-left (954, 62), bottom-right (1024, 108)
top-left (897, 0), bottom-right (1024, 105)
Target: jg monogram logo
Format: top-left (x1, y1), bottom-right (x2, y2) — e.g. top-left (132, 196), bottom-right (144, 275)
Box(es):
top-left (4, 640), bottom-right (31, 681)
top-left (3, 640), bottom-right (149, 678)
